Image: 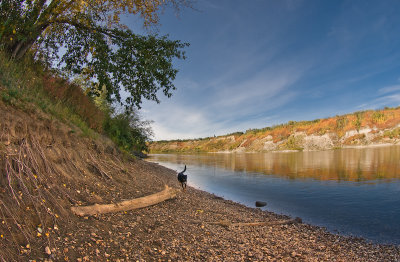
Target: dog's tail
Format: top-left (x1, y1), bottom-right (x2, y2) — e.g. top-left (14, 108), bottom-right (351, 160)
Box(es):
top-left (182, 165), bottom-right (186, 173)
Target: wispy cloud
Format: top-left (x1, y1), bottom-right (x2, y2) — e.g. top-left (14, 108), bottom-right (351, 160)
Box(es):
top-left (138, 0), bottom-right (400, 140)
top-left (143, 59), bottom-right (307, 140)
top-left (356, 87), bottom-right (400, 111)
top-left (378, 85), bottom-right (400, 94)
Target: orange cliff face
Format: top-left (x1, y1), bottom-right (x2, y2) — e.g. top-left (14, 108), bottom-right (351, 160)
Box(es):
top-left (149, 107), bottom-right (400, 153)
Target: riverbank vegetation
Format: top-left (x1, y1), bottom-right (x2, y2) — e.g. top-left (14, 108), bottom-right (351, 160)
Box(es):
top-left (149, 107), bottom-right (400, 153)
top-left (0, 0), bottom-right (191, 154)
top-left (0, 50), bottom-right (152, 153)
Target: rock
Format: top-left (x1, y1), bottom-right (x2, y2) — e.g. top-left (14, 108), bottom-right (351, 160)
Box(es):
top-left (255, 201), bottom-right (267, 207)
top-left (45, 246), bottom-right (51, 255)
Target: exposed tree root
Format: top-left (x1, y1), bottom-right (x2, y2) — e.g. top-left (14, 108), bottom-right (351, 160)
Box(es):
top-left (71, 185), bottom-right (180, 216)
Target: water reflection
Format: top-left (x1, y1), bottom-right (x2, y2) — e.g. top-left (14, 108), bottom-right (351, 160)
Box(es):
top-left (151, 146), bottom-right (400, 182)
top-left (148, 146), bottom-right (400, 244)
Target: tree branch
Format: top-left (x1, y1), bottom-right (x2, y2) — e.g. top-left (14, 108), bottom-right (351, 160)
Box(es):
top-left (192, 217), bottom-right (302, 228)
top-left (71, 185), bottom-right (180, 216)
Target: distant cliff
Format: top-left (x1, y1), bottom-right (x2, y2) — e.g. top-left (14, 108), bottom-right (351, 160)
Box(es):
top-left (149, 107), bottom-right (400, 153)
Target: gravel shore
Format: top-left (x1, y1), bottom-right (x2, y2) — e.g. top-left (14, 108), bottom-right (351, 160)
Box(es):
top-left (56, 161), bottom-right (400, 261)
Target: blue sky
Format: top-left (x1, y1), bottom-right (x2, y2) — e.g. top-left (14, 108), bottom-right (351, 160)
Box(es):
top-left (128, 0), bottom-right (400, 140)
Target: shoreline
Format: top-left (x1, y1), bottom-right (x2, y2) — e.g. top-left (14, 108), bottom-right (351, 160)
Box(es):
top-left (218, 142), bottom-right (400, 153)
top-left (157, 163), bottom-right (399, 246)
top-left (150, 142), bottom-right (400, 154)
top-left (118, 162), bottom-right (400, 261)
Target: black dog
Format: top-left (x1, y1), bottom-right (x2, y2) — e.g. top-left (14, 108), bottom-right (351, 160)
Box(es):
top-left (177, 165), bottom-right (187, 190)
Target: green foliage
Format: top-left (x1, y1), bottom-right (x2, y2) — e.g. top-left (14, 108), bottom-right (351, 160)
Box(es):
top-left (103, 110), bottom-right (153, 153)
top-left (372, 111), bottom-right (386, 123)
top-left (0, 48), bottom-right (154, 156)
top-left (336, 116), bottom-right (348, 130)
top-left (353, 111), bottom-right (363, 131)
top-left (0, 0), bottom-right (190, 110)
top-left (383, 128), bottom-right (400, 139)
top-left (285, 135), bottom-right (304, 151)
top-left (59, 28), bottom-right (189, 110)
top-left (1, 87), bottom-right (20, 105)
top-left (226, 131), bottom-right (244, 137)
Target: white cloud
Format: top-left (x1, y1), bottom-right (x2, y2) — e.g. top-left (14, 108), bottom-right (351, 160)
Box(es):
top-left (143, 66), bottom-right (304, 140)
top-left (356, 93), bottom-right (400, 111)
top-left (378, 85), bottom-right (400, 94)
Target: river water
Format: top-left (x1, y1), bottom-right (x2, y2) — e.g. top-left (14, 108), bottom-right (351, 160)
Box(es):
top-left (148, 146), bottom-right (400, 245)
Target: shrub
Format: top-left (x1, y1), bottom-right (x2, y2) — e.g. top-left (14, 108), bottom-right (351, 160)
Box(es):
top-left (103, 110), bottom-right (153, 153)
top-left (372, 111), bottom-right (386, 124)
top-left (383, 128), bottom-right (400, 139)
top-left (353, 111), bottom-right (363, 131)
top-left (41, 74), bottom-right (104, 132)
top-left (336, 116), bottom-right (348, 130)
top-left (344, 134), bottom-right (366, 145)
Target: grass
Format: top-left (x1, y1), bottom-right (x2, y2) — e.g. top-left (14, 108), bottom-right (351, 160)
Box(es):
top-left (0, 51), bottom-right (101, 140)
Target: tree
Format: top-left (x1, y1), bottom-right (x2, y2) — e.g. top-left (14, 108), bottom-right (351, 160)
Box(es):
top-left (0, 0), bottom-right (190, 109)
top-left (103, 109), bottom-right (154, 153)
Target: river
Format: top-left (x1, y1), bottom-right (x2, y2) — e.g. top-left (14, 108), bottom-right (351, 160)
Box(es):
top-left (148, 146), bottom-right (400, 245)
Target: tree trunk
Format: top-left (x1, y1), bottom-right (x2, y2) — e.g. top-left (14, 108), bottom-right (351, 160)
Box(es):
top-left (13, 40), bottom-right (35, 60)
top-left (71, 185), bottom-right (180, 216)
top-left (11, 42), bottom-right (23, 58)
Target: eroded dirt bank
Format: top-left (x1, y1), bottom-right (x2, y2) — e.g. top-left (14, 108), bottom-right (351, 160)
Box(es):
top-left (0, 102), bottom-right (399, 261)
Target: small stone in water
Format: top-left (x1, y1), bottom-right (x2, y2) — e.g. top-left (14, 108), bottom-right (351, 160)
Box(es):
top-left (255, 201), bottom-right (267, 207)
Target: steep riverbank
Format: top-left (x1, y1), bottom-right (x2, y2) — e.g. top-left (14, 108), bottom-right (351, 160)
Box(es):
top-left (149, 107), bottom-right (400, 153)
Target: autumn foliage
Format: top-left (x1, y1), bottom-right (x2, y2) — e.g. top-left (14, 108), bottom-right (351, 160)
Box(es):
top-left (149, 107), bottom-right (400, 153)
top-left (41, 75), bottom-right (104, 132)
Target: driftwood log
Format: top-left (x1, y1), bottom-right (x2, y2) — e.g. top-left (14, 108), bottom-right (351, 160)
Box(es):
top-left (71, 185), bottom-right (179, 216)
top-left (194, 217), bottom-right (302, 228)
